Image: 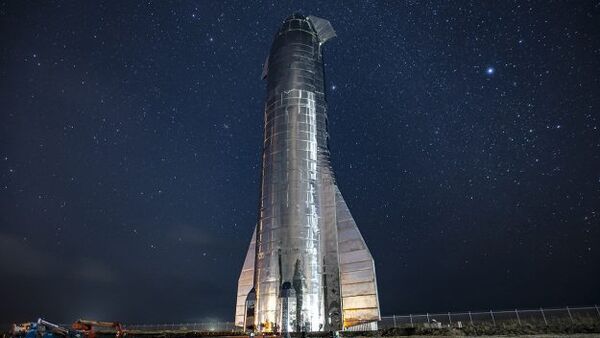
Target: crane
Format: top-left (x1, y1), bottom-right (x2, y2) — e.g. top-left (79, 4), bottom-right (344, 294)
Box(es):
top-left (10, 318), bottom-right (79, 338)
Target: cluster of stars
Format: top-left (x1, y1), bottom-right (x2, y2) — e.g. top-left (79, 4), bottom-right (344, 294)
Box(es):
top-left (0, 0), bottom-right (598, 323)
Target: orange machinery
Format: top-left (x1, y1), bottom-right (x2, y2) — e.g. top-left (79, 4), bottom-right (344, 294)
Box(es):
top-left (71, 319), bottom-right (124, 338)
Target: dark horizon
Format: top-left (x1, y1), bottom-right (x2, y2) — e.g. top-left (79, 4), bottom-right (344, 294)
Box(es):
top-left (1, 1), bottom-right (599, 325)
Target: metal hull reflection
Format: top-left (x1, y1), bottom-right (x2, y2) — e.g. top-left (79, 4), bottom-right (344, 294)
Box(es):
top-left (235, 14), bottom-right (380, 332)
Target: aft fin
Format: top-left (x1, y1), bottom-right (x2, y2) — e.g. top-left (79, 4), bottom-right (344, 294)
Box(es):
top-left (335, 186), bottom-right (380, 328)
top-left (235, 226), bottom-right (256, 327)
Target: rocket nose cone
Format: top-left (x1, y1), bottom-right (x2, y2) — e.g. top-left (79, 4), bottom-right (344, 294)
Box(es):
top-left (283, 13), bottom-right (307, 22)
top-left (278, 13), bottom-right (315, 35)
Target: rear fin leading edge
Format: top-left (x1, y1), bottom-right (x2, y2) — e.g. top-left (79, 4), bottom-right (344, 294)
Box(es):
top-left (235, 226), bottom-right (256, 327)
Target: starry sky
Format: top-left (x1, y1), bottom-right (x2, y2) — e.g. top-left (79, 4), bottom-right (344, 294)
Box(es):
top-left (1, 0), bottom-right (599, 325)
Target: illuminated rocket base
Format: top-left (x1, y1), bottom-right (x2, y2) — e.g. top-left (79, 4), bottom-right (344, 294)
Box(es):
top-left (235, 14), bottom-right (380, 332)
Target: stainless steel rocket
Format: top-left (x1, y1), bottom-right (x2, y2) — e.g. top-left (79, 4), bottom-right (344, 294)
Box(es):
top-left (235, 14), bottom-right (380, 333)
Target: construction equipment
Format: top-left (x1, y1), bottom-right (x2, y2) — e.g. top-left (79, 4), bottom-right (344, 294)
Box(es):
top-left (71, 319), bottom-right (124, 338)
top-left (9, 322), bottom-right (33, 337)
top-left (10, 318), bottom-right (80, 338)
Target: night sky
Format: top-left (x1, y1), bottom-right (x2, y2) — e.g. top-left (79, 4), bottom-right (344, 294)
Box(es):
top-left (1, 0), bottom-right (599, 325)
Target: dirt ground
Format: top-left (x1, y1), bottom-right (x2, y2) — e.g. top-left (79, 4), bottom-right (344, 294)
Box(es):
top-left (381, 335), bottom-right (600, 338)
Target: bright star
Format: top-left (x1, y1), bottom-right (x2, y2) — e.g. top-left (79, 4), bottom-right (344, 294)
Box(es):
top-left (486, 67), bottom-right (495, 75)
top-left (331, 84), bottom-right (337, 91)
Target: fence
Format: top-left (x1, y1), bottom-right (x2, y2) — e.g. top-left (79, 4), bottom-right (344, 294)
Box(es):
top-left (121, 305), bottom-right (600, 332)
top-left (124, 321), bottom-right (238, 332)
top-left (377, 305), bottom-right (600, 330)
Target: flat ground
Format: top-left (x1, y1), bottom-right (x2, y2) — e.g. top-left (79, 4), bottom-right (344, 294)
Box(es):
top-left (382, 335), bottom-right (600, 338)
top-left (118, 334), bottom-right (600, 338)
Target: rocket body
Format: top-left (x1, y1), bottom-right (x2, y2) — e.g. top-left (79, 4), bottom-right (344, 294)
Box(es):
top-left (235, 14), bottom-right (380, 332)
